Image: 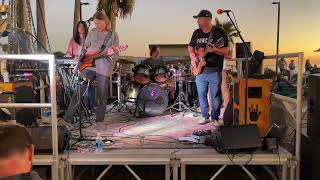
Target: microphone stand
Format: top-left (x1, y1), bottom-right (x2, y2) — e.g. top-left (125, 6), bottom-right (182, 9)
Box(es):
top-left (225, 11), bottom-right (252, 125)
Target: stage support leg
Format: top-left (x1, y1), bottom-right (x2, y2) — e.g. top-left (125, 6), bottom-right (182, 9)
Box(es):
top-left (262, 165), bottom-right (278, 180)
top-left (96, 165), bottom-right (112, 180)
top-left (172, 163), bottom-right (179, 180)
top-left (124, 165), bottom-right (141, 180)
top-left (210, 165), bottom-right (227, 180)
top-left (181, 164), bottom-right (186, 180)
top-left (290, 165), bottom-right (295, 180)
top-left (282, 164), bottom-right (288, 180)
top-left (165, 164), bottom-right (171, 180)
top-left (240, 165), bottom-right (257, 180)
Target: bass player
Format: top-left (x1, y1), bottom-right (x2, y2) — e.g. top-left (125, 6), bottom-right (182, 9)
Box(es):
top-left (188, 10), bottom-right (229, 125)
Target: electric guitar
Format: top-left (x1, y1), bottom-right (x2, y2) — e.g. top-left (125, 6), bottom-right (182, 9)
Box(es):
top-left (192, 37), bottom-right (225, 76)
top-left (78, 44), bottom-right (128, 71)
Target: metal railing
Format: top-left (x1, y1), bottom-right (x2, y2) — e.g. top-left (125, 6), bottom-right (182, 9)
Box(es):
top-left (233, 52), bottom-right (304, 180)
top-left (0, 54), bottom-right (58, 180)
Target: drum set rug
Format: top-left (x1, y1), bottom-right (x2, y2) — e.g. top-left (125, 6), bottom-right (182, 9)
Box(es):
top-left (71, 111), bottom-right (216, 150)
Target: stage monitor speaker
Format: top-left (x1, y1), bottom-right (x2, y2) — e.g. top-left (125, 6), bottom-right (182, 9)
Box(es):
top-left (215, 125), bottom-right (262, 153)
top-left (248, 50), bottom-right (264, 76)
top-left (15, 86), bottom-right (36, 126)
top-left (236, 42), bottom-right (251, 58)
top-left (237, 79), bottom-right (271, 137)
top-left (307, 74), bottom-right (320, 142)
top-left (28, 126), bottom-right (71, 153)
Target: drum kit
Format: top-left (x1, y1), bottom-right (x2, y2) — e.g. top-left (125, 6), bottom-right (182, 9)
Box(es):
top-left (109, 60), bottom-right (198, 117)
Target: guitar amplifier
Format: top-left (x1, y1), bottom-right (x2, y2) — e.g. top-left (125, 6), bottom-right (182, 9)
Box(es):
top-left (28, 126), bottom-right (71, 153)
top-left (236, 79), bottom-right (271, 137)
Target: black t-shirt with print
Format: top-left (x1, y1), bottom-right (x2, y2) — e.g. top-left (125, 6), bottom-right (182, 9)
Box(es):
top-left (189, 26), bottom-right (228, 73)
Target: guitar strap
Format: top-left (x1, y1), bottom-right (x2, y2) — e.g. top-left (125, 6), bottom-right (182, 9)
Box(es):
top-left (98, 31), bottom-right (113, 54)
top-left (204, 26), bottom-right (215, 54)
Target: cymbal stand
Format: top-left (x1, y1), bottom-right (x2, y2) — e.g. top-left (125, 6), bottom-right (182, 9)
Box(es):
top-left (106, 61), bottom-right (129, 113)
top-left (167, 64), bottom-right (195, 116)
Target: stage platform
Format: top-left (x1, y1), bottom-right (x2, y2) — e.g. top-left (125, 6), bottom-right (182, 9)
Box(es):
top-left (32, 109), bottom-right (295, 180)
top-left (34, 147), bottom-right (294, 180)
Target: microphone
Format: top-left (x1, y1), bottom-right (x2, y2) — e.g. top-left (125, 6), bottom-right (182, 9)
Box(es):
top-left (86, 17), bottom-right (93, 23)
top-left (216, 9), bottom-right (232, 15)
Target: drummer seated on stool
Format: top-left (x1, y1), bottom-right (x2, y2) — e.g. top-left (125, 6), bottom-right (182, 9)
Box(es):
top-left (143, 46), bottom-right (176, 102)
top-left (142, 45), bottom-right (164, 69)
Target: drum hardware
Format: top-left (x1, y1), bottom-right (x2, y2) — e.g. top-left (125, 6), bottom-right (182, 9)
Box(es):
top-left (168, 63), bottom-right (197, 116)
top-left (185, 80), bottom-right (200, 114)
top-left (106, 61), bottom-right (131, 113)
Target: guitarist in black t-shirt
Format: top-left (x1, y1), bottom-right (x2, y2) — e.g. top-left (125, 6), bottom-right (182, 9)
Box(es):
top-left (188, 10), bottom-right (229, 125)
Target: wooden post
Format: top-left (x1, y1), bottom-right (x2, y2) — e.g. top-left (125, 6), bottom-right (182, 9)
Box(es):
top-left (36, 0), bottom-right (46, 53)
top-left (73, 0), bottom-right (80, 36)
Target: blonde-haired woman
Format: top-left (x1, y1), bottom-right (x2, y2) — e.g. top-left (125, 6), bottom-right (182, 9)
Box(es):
top-left (65, 11), bottom-right (119, 122)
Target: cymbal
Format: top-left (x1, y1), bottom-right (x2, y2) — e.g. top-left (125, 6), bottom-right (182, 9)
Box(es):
top-left (117, 59), bottom-right (136, 65)
top-left (164, 59), bottom-right (190, 64)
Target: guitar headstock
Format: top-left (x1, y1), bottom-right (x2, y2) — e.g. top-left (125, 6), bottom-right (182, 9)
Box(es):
top-left (107, 44), bottom-right (128, 55)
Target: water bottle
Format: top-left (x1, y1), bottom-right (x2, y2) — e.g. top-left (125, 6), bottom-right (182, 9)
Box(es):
top-left (41, 108), bottom-right (51, 123)
top-left (95, 134), bottom-right (103, 153)
top-left (2, 71), bottom-right (9, 83)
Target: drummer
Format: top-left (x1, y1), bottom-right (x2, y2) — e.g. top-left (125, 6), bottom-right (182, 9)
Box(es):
top-left (142, 45), bottom-right (164, 69)
top-left (141, 46), bottom-right (175, 102)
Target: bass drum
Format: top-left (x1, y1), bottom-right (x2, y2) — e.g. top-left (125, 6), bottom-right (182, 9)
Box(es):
top-left (137, 83), bottom-right (168, 116)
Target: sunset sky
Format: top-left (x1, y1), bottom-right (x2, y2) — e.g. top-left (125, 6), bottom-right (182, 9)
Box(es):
top-left (32, 0), bottom-right (320, 63)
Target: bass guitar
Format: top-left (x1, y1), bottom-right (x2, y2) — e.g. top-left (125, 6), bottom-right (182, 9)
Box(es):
top-left (79, 44), bottom-right (128, 71)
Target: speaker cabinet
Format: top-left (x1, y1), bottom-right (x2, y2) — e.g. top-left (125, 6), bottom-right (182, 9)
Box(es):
top-left (235, 42), bottom-right (252, 58)
top-left (238, 79), bottom-right (271, 137)
top-left (308, 74), bottom-right (320, 142)
top-left (28, 126), bottom-right (71, 153)
top-left (216, 125), bottom-right (262, 152)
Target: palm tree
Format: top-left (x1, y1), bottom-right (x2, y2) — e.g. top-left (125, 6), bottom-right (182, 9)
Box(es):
top-left (97, 0), bottom-right (135, 31)
top-left (214, 18), bottom-right (238, 44)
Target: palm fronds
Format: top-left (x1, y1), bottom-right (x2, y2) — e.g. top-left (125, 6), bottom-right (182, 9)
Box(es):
top-left (214, 18), bottom-right (238, 44)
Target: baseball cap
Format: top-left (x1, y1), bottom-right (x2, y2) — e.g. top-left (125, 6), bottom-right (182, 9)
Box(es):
top-left (193, 10), bottom-right (212, 19)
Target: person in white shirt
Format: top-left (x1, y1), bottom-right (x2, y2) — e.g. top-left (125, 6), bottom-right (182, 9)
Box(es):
top-left (288, 60), bottom-right (295, 80)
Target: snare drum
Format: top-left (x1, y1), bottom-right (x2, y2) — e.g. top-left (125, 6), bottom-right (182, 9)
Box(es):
top-left (133, 64), bottom-right (152, 84)
top-left (153, 65), bottom-right (168, 83)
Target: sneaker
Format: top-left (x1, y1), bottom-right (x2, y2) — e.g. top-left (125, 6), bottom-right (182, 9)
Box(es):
top-left (198, 118), bottom-right (211, 125)
top-left (217, 119), bottom-right (224, 126)
top-left (212, 119), bottom-right (224, 126)
top-left (212, 120), bottom-right (220, 127)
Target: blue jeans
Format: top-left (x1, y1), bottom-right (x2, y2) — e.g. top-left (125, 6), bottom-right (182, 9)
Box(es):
top-left (195, 71), bottom-right (222, 120)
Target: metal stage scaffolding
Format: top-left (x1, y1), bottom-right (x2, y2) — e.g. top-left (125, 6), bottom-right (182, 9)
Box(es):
top-left (33, 147), bottom-right (294, 180)
top-left (2, 52), bottom-right (302, 180)
top-left (0, 54), bottom-right (59, 180)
